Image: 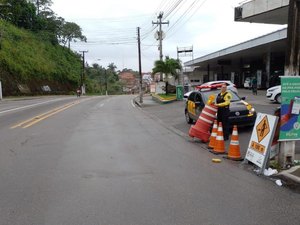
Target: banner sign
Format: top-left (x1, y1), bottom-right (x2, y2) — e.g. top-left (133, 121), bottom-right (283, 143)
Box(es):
top-left (245, 113), bottom-right (278, 172)
top-left (280, 76), bottom-right (300, 141)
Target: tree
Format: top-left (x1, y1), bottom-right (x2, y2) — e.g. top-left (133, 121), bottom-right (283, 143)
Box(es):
top-left (107, 63), bottom-right (118, 82)
top-left (85, 63), bottom-right (122, 95)
top-left (34, 0), bottom-right (53, 15)
top-left (3, 0), bottom-right (37, 29)
top-left (58, 21), bottom-right (86, 48)
top-left (152, 56), bottom-right (182, 95)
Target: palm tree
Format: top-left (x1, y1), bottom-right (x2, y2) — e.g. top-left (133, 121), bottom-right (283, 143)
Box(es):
top-left (152, 56), bottom-right (182, 95)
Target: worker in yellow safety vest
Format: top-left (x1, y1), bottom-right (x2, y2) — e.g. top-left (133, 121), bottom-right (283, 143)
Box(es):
top-left (215, 84), bottom-right (232, 140)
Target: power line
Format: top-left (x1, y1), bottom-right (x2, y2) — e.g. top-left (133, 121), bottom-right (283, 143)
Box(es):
top-left (165, 0), bottom-right (208, 39)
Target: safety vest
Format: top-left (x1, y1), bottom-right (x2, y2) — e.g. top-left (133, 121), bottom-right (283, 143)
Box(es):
top-left (216, 92), bottom-right (229, 108)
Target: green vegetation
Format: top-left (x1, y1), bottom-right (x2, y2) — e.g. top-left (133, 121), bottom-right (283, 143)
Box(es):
top-left (0, 0), bottom-right (131, 96)
top-left (157, 94), bottom-right (176, 100)
top-left (85, 63), bottom-right (123, 95)
top-left (152, 56), bottom-right (182, 95)
top-left (0, 21), bottom-right (82, 95)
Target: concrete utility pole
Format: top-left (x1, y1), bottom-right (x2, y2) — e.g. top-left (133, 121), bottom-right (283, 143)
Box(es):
top-left (104, 69), bottom-right (108, 96)
top-left (137, 27), bottom-right (143, 103)
top-left (0, 81), bottom-right (2, 100)
top-left (279, 0), bottom-right (300, 168)
top-left (285, 0), bottom-right (300, 76)
top-left (152, 12), bottom-right (169, 61)
top-left (79, 50), bottom-right (88, 95)
top-left (152, 12), bottom-right (169, 82)
top-left (36, 0), bottom-right (40, 15)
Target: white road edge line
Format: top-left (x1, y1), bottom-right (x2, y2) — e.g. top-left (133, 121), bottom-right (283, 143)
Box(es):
top-left (0, 98), bottom-right (69, 115)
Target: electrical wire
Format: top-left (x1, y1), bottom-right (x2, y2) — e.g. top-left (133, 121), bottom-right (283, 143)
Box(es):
top-left (165, 0), bottom-right (208, 39)
top-left (68, 0), bottom-right (210, 61)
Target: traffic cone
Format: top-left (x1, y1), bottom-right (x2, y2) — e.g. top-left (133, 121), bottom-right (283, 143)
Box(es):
top-left (208, 120), bottom-right (218, 149)
top-left (189, 104), bottom-right (218, 143)
top-left (224, 125), bottom-right (243, 161)
top-left (210, 122), bottom-right (226, 154)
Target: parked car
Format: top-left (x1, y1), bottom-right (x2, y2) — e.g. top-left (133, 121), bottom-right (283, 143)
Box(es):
top-left (266, 85), bottom-right (281, 103)
top-left (202, 80), bottom-right (238, 94)
top-left (183, 91), bottom-right (193, 101)
top-left (184, 85), bottom-right (256, 127)
top-left (244, 77), bottom-right (254, 89)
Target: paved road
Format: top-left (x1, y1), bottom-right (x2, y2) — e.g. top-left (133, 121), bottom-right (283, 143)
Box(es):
top-left (0, 94), bottom-right (299, 225)
top-left (141, 89), bottom-right (300, 158)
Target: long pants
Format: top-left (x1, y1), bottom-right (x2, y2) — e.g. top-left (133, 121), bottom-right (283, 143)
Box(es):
top-left (252, 86), bottom-right (257, 95)
top-left (217, 107), bottom-right (230, 139)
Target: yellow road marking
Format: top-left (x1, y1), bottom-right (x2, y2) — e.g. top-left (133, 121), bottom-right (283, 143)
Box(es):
top-left (11, 100), bottom-right (80, 129)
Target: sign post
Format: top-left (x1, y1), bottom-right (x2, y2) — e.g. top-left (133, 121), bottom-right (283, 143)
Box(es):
top-left (245, 113), bottom-right (278, 174)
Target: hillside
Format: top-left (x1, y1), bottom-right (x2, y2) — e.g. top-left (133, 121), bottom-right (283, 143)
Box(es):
top-left (0, 21), bottom-right (82, 96)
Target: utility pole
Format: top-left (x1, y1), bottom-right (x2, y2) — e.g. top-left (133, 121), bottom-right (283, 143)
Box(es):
top-left (104, 69), bottom-right (108, 96)
top-left (36, 0), bottom-right (40, 15)
top-left (152, 12), bottom-right (169, 81)
top-left (279, 0), bottom-right (300, 168)
top-left (152, 12), bottom-right (169, 61)
top-left (0, 81), bottom-right (2, 100)
top-left (284, 0), bottom-right (299, 76)
top-left (79, 50), bottom-right (88, 95)
top-left (137, 27), bottom-right (143, 103)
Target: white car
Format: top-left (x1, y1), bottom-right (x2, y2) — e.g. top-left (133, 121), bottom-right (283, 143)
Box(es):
top-left (266, 85), bottom-right (281, 103)
top-left (183, 91), bottom-right (193, 101)
top-left (202, 80), bottom-right (238, 94)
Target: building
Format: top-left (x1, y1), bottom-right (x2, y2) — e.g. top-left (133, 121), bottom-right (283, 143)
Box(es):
top-left (118, 72), bottom-right (138, 94)
top-left (184, 0), bottom-right (291, 89)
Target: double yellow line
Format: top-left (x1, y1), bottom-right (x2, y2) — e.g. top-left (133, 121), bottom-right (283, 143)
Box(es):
top-left (11, 100), bottom-right (81, 129)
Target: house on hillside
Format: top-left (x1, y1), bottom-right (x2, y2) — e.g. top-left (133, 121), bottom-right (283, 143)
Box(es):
top-left (118, 72), bottom-right (138, 94)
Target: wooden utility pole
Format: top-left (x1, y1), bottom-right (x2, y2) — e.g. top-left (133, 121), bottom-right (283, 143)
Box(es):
top-left (279, 0), bottom-right (300, 168)
top-left (137, 27), bottom-right (143, 103)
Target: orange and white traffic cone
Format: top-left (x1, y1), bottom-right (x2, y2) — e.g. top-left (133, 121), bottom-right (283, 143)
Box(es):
top-left (189, 104), bottom-right (218, 143)
top-left (208, 120), bottom-right (218, 149)
top-left (210, 122), bottom-right (226, 154)
top-left (224, 125), bottom-right (243, 161)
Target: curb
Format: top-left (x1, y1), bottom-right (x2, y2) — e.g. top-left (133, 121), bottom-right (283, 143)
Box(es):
top-left (133, 95), bottom-right (179, 107)
top-left (151, 94), bottom-right (177, 104)
top-left (133, 96), bottom-right (143, 108)
top-left (277, 166), bottom-right (300, 183)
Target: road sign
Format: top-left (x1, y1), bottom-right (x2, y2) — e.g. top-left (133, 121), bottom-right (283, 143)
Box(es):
top-left (256, 115), bottom-right (270, 142)
top-left (280, 76), bottom-right (300, 141)
top-left (245, 113), bottom-right (278, 173)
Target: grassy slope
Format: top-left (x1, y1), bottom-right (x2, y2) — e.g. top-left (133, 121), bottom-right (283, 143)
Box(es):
top-left (0, 21), bottom-right (82, 95)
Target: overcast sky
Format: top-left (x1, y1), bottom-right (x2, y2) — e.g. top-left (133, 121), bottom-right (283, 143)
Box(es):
top-left (51, 0), bottom-right (286, 72)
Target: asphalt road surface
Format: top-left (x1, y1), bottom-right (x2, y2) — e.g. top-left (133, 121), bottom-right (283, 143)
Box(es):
top-left (0, 94), bottom-right (299, 225)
